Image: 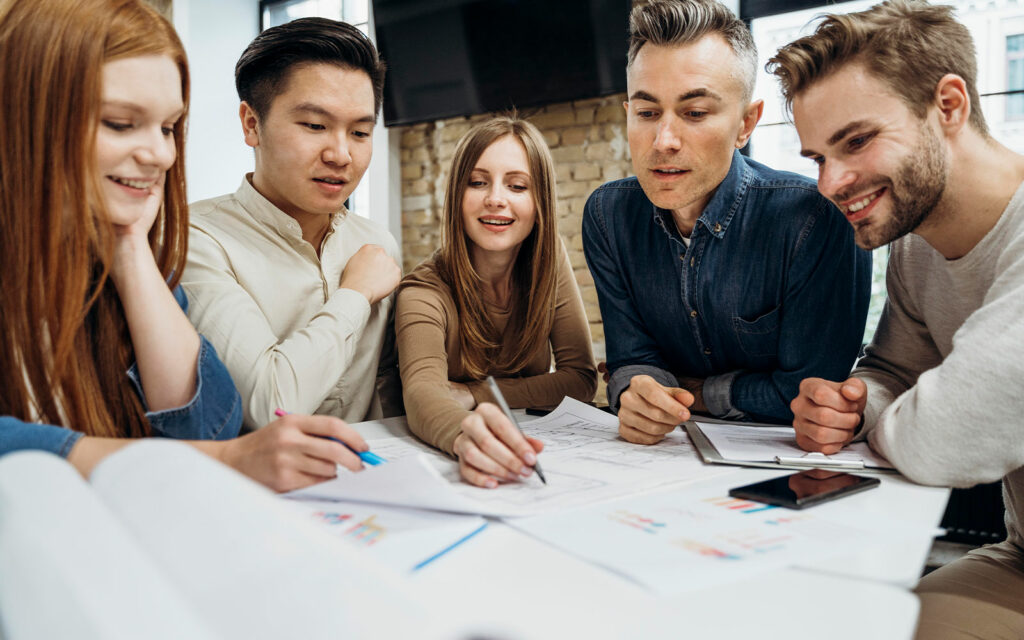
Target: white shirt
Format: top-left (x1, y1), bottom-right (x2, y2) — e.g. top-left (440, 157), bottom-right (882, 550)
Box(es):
top-left (183, 176), bottom-right (399, 428)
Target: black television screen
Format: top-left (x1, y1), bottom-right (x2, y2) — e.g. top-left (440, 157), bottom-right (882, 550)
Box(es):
top-left (373, 0), bottom-right (630, 127)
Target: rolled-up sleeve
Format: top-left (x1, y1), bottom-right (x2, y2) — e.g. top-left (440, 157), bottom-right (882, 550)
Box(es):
top-left (0, 417), bottom-right (83, 459)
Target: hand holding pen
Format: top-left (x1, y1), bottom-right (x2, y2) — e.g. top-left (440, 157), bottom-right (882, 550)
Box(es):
top-left (451, 376), bottom-right (547, 489)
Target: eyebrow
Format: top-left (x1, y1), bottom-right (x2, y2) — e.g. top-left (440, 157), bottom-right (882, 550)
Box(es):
top-left (290, 102), bottom-right (376, 124)
top-left (101, 100), bottom-right (184, 120)
top-left (628, 88), bottom-right (723, 103)
top-left (801, 119), bottom-right (874, 157)
top-left (470, 168), bottom-right (531, 177)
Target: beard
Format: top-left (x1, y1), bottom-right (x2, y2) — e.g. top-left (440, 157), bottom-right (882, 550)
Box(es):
top-left (849, 123), bottom-right (947, 250)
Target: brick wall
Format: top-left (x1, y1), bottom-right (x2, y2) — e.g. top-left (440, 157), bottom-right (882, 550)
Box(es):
top-left (398, 94), bottom-right (634, 403)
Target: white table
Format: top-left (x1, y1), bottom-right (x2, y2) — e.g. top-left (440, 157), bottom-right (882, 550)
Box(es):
top-left (351, 415), bottom-right (950, 640)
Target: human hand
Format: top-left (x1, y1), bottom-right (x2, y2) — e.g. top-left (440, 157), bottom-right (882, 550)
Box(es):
top-left (617, 375), bottom-right (693, 445)
top-left (790, 377), bottom-right (867, 455)
top-left (453, 403), bottom-right (544, 489)
top-left (217, 414), bottom-right (368, 492)
top-left (340, 244), bottom-right (401, 305)
top-left (448, 381), bottom-right (476, 410)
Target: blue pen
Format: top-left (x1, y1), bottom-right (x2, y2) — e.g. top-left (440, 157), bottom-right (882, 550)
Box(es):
top-left (274, 408), bottom-right (385, 466)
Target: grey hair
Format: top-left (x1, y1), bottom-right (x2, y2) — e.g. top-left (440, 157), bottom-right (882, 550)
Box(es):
top-left (628, 0), bottom-right (758, 102)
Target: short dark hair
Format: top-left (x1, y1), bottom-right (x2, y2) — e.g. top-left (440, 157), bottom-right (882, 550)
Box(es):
top-left (235, 17), bottom-right (386, 120)
top-left (628, 0), bottom-right (757, 102)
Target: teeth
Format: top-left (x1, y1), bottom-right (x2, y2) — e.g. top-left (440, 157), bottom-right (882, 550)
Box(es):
top-left (656, 169), bottom-right (683, 174)
top-left (481, 218), bottom-right (513, 226)
top-left (316, 178), bottom-right (343, 185)
top-left (111, 177), bottom-right (152, 189)
top-left (847, 191), bottom-right (880, 213)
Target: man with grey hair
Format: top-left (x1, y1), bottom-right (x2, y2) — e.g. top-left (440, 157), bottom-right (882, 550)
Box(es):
top-left (583, 0), bottom-right (870, 443)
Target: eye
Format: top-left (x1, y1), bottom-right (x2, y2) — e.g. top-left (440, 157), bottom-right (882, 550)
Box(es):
top-left (684, 111), bottom-right (708, 119)
top-left (636, 109), bottom-right (657, 119)
top-left (301, 122), bottom-right (326, 131)
top-left (468, 180), bottom-right (486, 188)
top-left (161, 127), bottom-right (175, 137)
top-left (102, 120), bottom-right (132, 132)
top-left (352, 130), bottom-right (371, 139)
top-left (847, 132), bottom-right (874, 150)
top-left (810, 155), bottom-right (825, 166)
top-left (508, 183), bottom-right (529, 192)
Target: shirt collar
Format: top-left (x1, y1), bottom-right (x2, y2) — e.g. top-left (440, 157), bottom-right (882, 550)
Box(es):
top-left (651, 150), bottom-right (752, 241)
top-left (234, 173), bottom-right (346, 240)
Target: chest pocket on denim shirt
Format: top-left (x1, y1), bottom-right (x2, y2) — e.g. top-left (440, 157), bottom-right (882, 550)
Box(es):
top-left (733, 306), bottom-right (781, 360)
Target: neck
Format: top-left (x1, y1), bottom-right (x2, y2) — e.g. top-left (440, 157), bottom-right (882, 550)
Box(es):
top-left (917, 133), bottom-right (1024, 259)
top-left (249, 172), bottom-right (332, 255)
top-left (470, 245), bottom-right (519, 307)
top-left (670, 194), bottom-right (711, 237)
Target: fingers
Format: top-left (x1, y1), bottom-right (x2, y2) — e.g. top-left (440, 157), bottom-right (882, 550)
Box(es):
top-left (461, 406), bottom-right (536, 473)
top-left (267, 415), bottom-right (364, 472)
top-left (619, 422), bottom-right (667, 445)
top-left (791, 377), bottom-right (865, 454)
top-left (285, 414), bottom-right (368, 452)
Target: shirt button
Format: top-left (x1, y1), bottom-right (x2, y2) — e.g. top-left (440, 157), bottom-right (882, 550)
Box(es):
top-left (690, 310), bottom-right (697, 318)
top-left (714, 223), bottom-right (722, 233)
top-left (690, 257), bottom-right (695, 267)
top-left (704, 348), bottom-right (712, 355)
top-left (679, 253), bottom-right (686, 261)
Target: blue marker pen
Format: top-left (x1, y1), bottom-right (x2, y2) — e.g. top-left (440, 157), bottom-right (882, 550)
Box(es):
top-left (274, 409), bottom-right (385, 466)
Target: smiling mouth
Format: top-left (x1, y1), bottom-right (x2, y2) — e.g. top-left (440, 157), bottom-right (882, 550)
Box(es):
top-left (314, 177), bottom-right (346, 185)
top-left (845, 188), bottom-right (884, 214)
top-left (652, 168), bottom-right (686, 176)
top-left (479, 217), bottom-right (513, 226)
top-left (109, 176), bottom-right (155, 190)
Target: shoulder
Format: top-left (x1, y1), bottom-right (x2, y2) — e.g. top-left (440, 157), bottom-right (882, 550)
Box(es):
top-left (189, 192), bottom-right (247, 228)
top-left (741, 158), bottom-right (844, 233)
top-left (340, 213), bottom-right (400, 257)
top-left (585, 177), bottom-right (647, 212)
top-left (398, 257), bottom-right (453, 302)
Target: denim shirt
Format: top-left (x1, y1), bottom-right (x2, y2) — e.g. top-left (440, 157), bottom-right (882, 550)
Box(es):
top-left (0, 286), bottom-right (243, 458)
top-left (583, 151), bottom-right (871, 423)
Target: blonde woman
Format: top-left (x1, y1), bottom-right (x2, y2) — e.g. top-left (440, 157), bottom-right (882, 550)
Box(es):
top-left (397, 117), bottom-right (597, 488)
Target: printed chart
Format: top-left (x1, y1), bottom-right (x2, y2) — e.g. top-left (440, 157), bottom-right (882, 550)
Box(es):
top-left (510, 484), bottom-right (881, 594)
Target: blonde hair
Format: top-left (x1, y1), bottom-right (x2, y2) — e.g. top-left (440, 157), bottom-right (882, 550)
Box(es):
top-left (0, 0), bottom-right (190, 437)
top-left (767, 0), bottom-right (987, 134)
top-left (435, 117), bottom-right (558, 379)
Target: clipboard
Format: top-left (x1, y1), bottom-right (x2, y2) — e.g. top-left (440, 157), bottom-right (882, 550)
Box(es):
top-left (683, 420), bottom-right (898, 475)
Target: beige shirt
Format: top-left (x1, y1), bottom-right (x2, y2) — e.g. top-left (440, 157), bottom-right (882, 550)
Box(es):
top-left (182, 176), bottom-right (399, 429)
top-left (397, 242), bottom-right (598, 455)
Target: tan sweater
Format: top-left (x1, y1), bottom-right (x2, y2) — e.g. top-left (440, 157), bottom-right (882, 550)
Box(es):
top-left (396, 243), bottom-right (597, 455)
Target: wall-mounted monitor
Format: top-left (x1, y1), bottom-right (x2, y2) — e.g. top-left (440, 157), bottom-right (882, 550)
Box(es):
top-left (373, 0), bottom-right (630, 127)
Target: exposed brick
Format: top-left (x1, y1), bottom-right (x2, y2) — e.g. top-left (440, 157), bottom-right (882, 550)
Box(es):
top-left (574, 268), bottom-right (595, 287)
top-left (584, 142), bottom-right (612, 162)
top-left (529, 109), bottom-right (577, 128)
top-left (595, 104), bottom-right (623, 123)
top-left (602, 164), bottom-right (628, 181)
top-left (404, 209), bottom-right (433, 226)
top-left (401, 164), bottom-right (423, 180)
top-left (542, 130), bottom-right (560, 148)
top-left (557, 180), bottom-right (589, 198)
top-left (561, 127), bottom-right (589, 146)
top-left (551, 146), bottom-right (585, 163)
top-left (575, 108), bottom-right (596, 125)
top-left (401, 129), bottom-right (426, 148)
top-left (555, 163), bottom-right (572, 183)
top-left (573, 163), bottom-right (601, 181)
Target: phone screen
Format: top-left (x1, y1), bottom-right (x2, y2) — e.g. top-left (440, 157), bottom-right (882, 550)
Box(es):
top-left (728, 469), bottom-right (880, 509)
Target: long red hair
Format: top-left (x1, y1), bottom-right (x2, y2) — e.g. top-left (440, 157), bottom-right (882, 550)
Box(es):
top-left (0, 0), bottom-right (190, 437)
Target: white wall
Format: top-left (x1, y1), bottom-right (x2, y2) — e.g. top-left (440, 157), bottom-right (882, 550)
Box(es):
top-left (173, 0), bottom-right (258, 203)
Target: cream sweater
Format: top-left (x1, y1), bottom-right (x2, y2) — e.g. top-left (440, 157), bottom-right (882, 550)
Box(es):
top-left (855, 182), bottom-right (1024, 549)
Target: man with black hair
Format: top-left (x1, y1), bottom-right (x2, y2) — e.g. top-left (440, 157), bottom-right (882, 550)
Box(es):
top-left (183, 18), bottom-right (402, 429)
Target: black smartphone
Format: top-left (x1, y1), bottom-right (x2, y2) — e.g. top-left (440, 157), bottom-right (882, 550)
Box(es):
top-left (728, 469), bottom-right (880, 510)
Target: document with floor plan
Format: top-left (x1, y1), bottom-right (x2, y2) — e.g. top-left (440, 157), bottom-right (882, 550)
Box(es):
top-left (288, 398), bottom-right (729, 517)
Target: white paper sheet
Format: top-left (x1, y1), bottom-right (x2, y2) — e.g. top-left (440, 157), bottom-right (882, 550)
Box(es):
top-left (696, 421), bottom-right (894, 469)
top-left (510, 483), bottom-right (919, 595)
top-left (280, 498), bottom-right (486, 572)
top-left (289, 398), bottom-right (729, 516)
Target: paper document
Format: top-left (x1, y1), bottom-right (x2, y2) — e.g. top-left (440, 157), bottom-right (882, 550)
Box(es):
top-left (511, 482), bottom-right (915, 595)
top-left (289, 398), bottom-right (728, 517)
top-left (282, 497), bottom-right (486, 572)
top-left (694, 421), bottom-right (894, 470)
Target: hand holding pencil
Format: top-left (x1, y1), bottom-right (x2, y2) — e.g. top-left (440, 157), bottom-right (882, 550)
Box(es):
top-left (451, 377), bottom-right (546, 489)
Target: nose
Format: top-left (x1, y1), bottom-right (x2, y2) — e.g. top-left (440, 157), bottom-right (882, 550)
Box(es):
top-left (818, 158), bottom-right (857, 201)
top-left (483, 183), bottom-right (506, 209)
top-left (653, 114), bottom-right (683, 154)
top-left (135, 127), bottom-right (177, 171)
top-left (322, 132), bottom-right (352, 167)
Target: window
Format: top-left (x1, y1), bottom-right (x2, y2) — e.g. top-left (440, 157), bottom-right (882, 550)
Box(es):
top-left (260, 0), bottom-right (373, 219)
top-left (1008, 34), bottom-right (1024, 120)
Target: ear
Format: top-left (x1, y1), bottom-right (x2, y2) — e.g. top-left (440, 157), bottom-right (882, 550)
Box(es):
top-left (735, 99), bottom-right (764, 149)
top-left (623, 99), bottom-right (630, 115)
top-left (239, 101), bottom-right (261, 149)
top-left (933, 74), bottom-right (971, 136)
